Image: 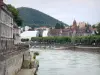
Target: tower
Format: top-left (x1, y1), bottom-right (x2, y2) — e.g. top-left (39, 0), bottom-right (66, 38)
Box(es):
top-left (71, 19), bottom-right (77, 44)
top-left (72, 19), bottom-right (77, 30)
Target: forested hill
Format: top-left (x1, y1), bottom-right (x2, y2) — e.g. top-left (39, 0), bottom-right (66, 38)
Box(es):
top-left (17, 7), bottom-right (68, 27)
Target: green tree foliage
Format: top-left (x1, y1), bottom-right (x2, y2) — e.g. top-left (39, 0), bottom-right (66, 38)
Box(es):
top-left (17, 7), bottom-right (68, 27)
top-left (31, 36), bottom-right (100, 45)
top-left (97, 23), bottom-right (100, 35)
top-left (31, 37), bottom-right (71, 44)
top-left (21, 38), bottom-right (29, 42)
top-left (55, 23), bottom-right (65, 29)
top-left (55, 23), bottom-right (61, 29)
top-left (85, 23), bottom-right (91, 33)
top-left (73, 36), bottom-right (100, 45)
top-left (61, 23), bottom-right (65, 29)
top-left (92, 25), bottom-right (96, 28)
top-left (92, 24), bottom-right (98, 35)
top-left (7, 4), bottom-right (22, 26)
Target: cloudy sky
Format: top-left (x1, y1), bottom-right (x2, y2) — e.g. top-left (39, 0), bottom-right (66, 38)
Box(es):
top-left (4, 0), bottom-right (100, 25)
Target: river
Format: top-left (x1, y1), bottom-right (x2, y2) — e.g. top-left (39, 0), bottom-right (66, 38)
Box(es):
top-left (32, 49), bottom-right (100, 75)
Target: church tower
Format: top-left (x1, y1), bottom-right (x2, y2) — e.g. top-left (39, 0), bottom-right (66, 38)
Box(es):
top-left (72, 19), bottom-right (77, 31)
top-left (71, 19), bottom-right (77, 37)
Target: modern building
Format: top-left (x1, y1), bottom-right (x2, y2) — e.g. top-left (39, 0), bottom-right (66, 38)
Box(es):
top-left (0, 2), bottom-right (14, 50)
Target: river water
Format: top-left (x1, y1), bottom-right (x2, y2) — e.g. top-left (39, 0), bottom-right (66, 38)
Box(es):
top-left (33, 49), bottom-right (100, 75)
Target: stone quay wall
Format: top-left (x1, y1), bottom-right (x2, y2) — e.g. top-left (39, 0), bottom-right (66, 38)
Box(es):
top-left (0, 44), bottom-right (29, 75)
top-left (0, 52), bottom-right (24, 75)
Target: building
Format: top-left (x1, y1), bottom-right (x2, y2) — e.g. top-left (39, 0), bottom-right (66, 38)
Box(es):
top-left (48, 29), bottom-right (62, 37)
top-left (24, 26), bottom-right (32, 31)
top-left (20, 31), bottom-right (39, 40)
top-left (35, 26), bottom-right (49, 37)
top-left (13, 22), bottom-right (21, 44)
top-left (20, 26), bottom-right (32, 33)
top-left (78, 22), bottom-right (86, 29)
top-left (0, 2), bottom-right (14, 50)
top-left (34, 26), bottom-right (49, 31)
top-left (49, 20), bottom-right (93, 37)
top-left (42, 30), bottom-right (49, 37)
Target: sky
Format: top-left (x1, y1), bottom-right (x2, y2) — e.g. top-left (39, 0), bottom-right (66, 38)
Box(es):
top-left (4, 0), bottom-right (100, 25)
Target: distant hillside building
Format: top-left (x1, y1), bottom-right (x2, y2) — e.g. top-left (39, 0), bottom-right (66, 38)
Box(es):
top-left (49, 29), bottom-right (62, 37)
top-left (71, 19), bottom-right (77, 31)
top-left (20, 26), bottom-right (32, 33)
top-left (78, 22), bottom-right (86, 29)
top-left (49, 20), bottom-right (94, 37)
top-left (34, 26), bottom-right (49, 31)
top-left (20, 31), bottom-right (39, 40)
top-left (35, 26), bottom-right (49, 37)
top-left (25, 26), bottom-right (32, 31)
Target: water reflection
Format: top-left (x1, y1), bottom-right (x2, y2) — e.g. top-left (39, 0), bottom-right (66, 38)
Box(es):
top-left (34, 49), bottom-right (100, 75)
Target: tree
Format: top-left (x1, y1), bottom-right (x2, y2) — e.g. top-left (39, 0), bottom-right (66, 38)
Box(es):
top-left (60, 23), bottom-right (65, 29)
top-left (85, 23), bottom-right (91, 33)
top-left (97, 23), bottom-right (100, 35)
top-left (21, 38), bottom-right (29, 42)
top-left (92, 25), bottom-right (96, 28)
top-left (7, 4), bottom-right (22, 26)
top-left (55, 23), bottom-right (65, 29)
top-left (55, 23), bottom-right (61, 29)
top-left (92, 24), bottom-right (98, 35)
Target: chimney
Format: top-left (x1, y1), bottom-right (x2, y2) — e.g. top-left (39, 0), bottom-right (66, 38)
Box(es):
top-left (0, 0), bottom-right (3, 7)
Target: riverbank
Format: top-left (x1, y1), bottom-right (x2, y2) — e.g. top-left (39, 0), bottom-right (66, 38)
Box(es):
top-left (58, 46), bottom-right (100, 53)
top-left (16, 51), bottom-right (39, 75)
top-left (31, 45), bottom-right (100, 52)
top-left (0, 49), bottom-right (39, 75)
top-left (42, 45), bottom-right (100, 53)
top-left (16, 60), bottom-right (39, 75)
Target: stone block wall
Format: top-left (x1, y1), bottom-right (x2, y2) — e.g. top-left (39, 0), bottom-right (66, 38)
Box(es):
top-left (0, 52), bottom-right (24, 75)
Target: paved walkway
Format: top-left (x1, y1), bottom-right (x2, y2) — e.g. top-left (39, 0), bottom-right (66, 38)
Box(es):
top-left (16, 68), bottom-right (36, 75)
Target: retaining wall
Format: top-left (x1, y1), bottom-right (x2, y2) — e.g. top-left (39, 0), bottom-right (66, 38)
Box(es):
top-left (0, 52), bottom-right (24, 75)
